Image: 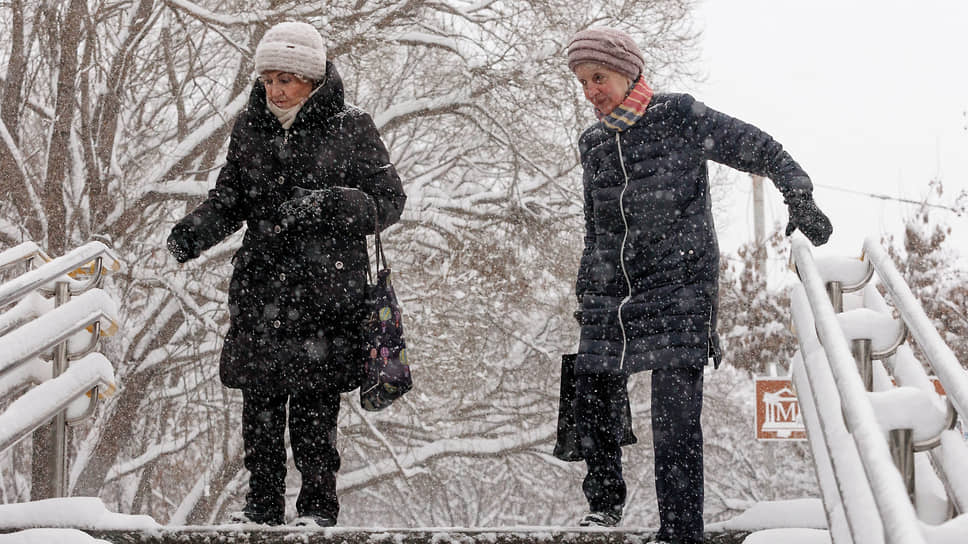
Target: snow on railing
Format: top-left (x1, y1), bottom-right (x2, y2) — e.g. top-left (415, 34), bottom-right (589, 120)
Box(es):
top-left (0, 241), bottom-right (49, 269)
top-left (863, 239), bottom-right (968, 431)
top-left (0, 241), bottom-right (122, 308)
top-left (0, 290), bottom-right (119, 378)
top-left (790, 233), bottom-right (968, 544)
top-left (790, 336), bottom-right (883, 544)
top-left (0, 240), bottom-right (124, 499)
top-left (0, 353), bottom-right (116, 452)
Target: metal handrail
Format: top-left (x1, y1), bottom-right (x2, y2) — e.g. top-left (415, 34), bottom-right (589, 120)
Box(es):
top-left (0, 291), bottom-right (52, 337)
top-left (67, 321), bottom-right (102, 361)
top-left (0, 289), bottom-right (119, 380)
top-left (792, 235), bottom-right (926, 544)
top-left (0, 241), bottom-right (50, 271)
top-left (0, 353), bottom-right (116, 454)
top-left (0, 240), bottom-right (124, 499)
top-left (814, 255), bottom-right (876, 293)
top-left (790, 311), bottom-right (883, 544)
top-left (38, 257), bottom-right (106, 296)
top-left (863, 238), bottom-right (968, 428)
top-left (0, 241), bottom-right (122, 308)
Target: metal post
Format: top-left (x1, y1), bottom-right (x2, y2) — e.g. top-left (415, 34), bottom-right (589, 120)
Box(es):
top-left (51, 280), bottom-right (70, 497)
top-left (889, 428), bottom-right (916, 505)
top-left (851, 338), bottom-right (873, 392)
top-left (826, 281), bottom-right (844, 313)
top-left (29, 280), bottom-right (71, 500)
top-left (752, 175), bottom-right (766, 277)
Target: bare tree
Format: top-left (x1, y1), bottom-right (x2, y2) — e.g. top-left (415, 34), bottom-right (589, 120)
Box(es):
top-left (718, 230), bottom-right (799, 376)
top-left (1, 0), bottom-right (704, 525)
top-left (885, 181), bottom-right (968, 371)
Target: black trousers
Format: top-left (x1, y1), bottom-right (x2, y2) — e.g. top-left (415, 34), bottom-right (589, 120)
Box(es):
top-left (575, 367), bottom-right (704, 543)
top-left (652, 367), bottom-right (704, 543)
top-left (241, 386), bottom-right (342, 520)
top-left (575, 373), bottom-right (628, 516)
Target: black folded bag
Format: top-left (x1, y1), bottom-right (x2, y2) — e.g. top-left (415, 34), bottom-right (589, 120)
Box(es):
top-left (553, 353), bottom-right (637, 461)
top-left (359, 203), bottom-right (412, 411)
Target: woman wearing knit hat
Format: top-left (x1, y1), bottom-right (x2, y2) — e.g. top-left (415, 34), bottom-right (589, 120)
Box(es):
top-left (563, 27), bottom-right (831, 541)
top-left (167, 21), bottom-right (406, 528)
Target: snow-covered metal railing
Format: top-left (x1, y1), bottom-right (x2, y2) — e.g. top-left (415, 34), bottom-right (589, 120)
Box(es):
top-left (0, 290), bottom-right (119, 380)
top-left (863, 239), bottom-right (968, 520)
top-left (0, 241), bottom-right (49, 270)
top-left (0, 241), bottom-right (122, 307)
top-left (791, 239), bottom-right (920, 544)
top-left (790, 234), bottom-right (968, 544)
top-left (0, 353), bottom-right (117, 452)
top-left (0, 240), bottom-right (123, 499)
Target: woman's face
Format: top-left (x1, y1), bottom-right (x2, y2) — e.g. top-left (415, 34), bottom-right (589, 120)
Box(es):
top-left (261, 71), bottom-right (314, 108)
top-left (573, 63), bottom-right (631, 116)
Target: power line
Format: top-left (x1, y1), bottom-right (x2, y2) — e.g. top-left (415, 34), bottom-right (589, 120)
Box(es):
top-left (813, 183), bottom-right (963, 214)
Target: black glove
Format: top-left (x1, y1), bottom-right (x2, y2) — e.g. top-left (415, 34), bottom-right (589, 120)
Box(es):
top-left (167, 223), bottom-right (199, 263)
top-left (279, 186), bottom-right (339, 227)
top-left (784, 190), bottom-right (832, 246)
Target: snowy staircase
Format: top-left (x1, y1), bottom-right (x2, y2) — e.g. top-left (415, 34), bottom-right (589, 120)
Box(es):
top-left (789, 234), bottom-right (968, 544)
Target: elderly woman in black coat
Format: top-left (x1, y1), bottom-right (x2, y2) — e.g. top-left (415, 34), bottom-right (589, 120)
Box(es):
top-left (565, 28), bottom-right (831, 541)
top-left (167, 21), bottom-right (406, 527)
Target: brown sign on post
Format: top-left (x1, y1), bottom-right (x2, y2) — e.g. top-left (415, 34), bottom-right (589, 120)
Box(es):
top-left (755, 377), bottom-right (807, 441)
top-left (929, 376), bottom-right (946, 397)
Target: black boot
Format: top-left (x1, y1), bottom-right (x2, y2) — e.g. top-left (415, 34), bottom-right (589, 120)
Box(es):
top-left (228, 494), bottom-right (285, 526)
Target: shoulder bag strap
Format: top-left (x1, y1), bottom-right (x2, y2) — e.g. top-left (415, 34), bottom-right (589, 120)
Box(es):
top-left (367, 197), bottom-right (389, 283)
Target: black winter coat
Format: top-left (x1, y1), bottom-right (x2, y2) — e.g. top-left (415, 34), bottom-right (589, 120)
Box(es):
top-left (173, 62), bottom-right (406, 394)
top-left (576, 93), bottom-right (809, 376)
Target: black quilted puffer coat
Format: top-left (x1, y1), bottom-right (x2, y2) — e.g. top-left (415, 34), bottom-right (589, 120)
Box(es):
top-left (575, 92), bottom-right (810, 376)
top-left (172, 62), bottom-right (406, 393)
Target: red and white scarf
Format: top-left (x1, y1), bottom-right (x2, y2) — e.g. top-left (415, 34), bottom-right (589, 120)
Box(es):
top-left (599, 76), bottom-right (654, 132)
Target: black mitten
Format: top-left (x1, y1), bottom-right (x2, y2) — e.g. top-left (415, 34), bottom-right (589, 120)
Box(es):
top-left (167, 223), bottom-right (199, 263)
top-left (279, 187), bottom-right (339, 226)
top-left (784, 190), bottom-right (833, 246)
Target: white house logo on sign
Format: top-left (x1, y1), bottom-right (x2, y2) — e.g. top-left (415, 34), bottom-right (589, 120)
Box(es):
top-left (756, 377), bottom-right (806, 441)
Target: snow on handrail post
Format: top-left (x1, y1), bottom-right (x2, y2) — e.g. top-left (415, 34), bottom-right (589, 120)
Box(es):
top-left (0, 353), bottom-right (116, 454)
top-left (790, 299), bottom-right (883, 543)
top-left (813, 255), bottom-right (874, 313)
top-left (792, 234), bottom-right (926, 544)
top-left (863, 238), bottom-right (968, 427)
top-left (0, 290), bottom-right (119, 380)
top-left (0, 241), bottom-right (50, 272)
top-left (0, 241), bottom-right (122, 309)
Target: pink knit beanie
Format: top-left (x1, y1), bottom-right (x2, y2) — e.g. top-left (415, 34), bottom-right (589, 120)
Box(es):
top-left (254, 22), bottom-right (327, 82)
top-left (567, 27), bottom-right (645, 81)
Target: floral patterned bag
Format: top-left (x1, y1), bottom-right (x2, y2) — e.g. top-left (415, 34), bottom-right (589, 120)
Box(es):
top-left (360, 217), bottom-right (412, 411)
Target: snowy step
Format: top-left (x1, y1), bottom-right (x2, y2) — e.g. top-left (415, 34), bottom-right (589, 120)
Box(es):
top-left (76, 527), bottom-right (754, 544)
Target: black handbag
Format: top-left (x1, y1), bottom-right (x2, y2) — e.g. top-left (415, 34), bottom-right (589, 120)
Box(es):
top-left (553, 353), bottom-right (637, 461)
top-left (360, 214), bottom-right (412, 411)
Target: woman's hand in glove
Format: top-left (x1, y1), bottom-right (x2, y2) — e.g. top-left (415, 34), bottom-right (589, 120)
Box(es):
top-left (167, 223), bottom-right (199, 263)
top-left (784, 190), bottom-right (833, 246)
top-left (279, 187), bottom-right (338, 226)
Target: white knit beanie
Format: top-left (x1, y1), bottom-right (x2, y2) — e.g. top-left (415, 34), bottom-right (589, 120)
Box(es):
top-left (254, 22), bottom-right (327, 82)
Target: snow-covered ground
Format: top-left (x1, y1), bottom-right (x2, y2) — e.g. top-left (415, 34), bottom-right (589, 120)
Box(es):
top-left (0, 497), bottom-right (829, 543)
top-left (0, 498), bottom-right (158, 543)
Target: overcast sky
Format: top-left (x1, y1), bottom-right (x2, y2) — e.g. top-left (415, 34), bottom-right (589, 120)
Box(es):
top-left (690, 0), bottom-right (968, 262)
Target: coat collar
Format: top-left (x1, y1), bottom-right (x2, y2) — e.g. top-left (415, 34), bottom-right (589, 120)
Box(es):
top-left (248, 61), bottom-right (345, 130)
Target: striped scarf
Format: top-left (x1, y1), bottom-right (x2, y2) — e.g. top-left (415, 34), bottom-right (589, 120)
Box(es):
top-left (599, 76), bottom-right (654, 132)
